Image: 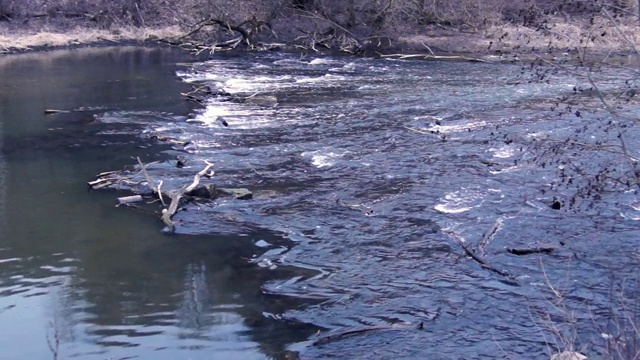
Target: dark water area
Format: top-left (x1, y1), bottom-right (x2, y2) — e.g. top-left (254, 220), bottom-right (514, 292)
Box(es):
top-left (0, 47), bottom-right (316, 360)
top-left (0, 48), bottom-right (638, 360)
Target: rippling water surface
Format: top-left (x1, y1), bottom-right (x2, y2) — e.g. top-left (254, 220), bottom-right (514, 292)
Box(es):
top-left (0, 48), bottom-right (638, 359)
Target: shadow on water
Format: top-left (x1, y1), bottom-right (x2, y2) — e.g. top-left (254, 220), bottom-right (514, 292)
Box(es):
top-left (0, 47), bottom-right (318, 360)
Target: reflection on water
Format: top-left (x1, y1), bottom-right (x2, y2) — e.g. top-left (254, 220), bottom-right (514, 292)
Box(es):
top-left (178, 262), bottom-right (210, 330)
top-left (0, 47), bottom-right (316, 360)
top-left (0, 113), bottom-right (5, 239)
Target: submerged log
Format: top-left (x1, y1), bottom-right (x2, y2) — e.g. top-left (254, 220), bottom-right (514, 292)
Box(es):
top-left (312, 322), bottom-right (424, 346)
top-left (507, 246), bottom-right (557, 255)
top-left (444, 229), bottom-right (519, 285)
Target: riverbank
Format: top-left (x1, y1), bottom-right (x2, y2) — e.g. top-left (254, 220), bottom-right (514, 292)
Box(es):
top-left (0, 25), bottom-right (183, 53)
top-left (1, 0), bottom-right (640, 65)
top-left (2, 13), bottom-right (639, 64)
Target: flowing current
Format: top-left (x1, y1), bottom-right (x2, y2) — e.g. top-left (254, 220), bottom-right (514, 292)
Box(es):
top-left (0, 48), bottom-right (638, 359)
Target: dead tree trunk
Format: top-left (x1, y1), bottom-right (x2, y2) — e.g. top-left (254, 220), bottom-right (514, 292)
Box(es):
top-left (0, 0), bottom-right (10, 21)
top-left (125, 0), bottom-right (144, 27)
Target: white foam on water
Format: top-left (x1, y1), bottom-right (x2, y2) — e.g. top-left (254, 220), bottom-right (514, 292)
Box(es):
top-left (273, 59), bottom-right (307, 67)
top-left (437, 120), bottom-right (488, 134)
top-left (490, 146), bottom-right (516, 158)
top-left (329, 62), bottom-right (358, 73)
top-left (176, 70), bottom-right (220, 83)
top-left (222, 75), bottom-right (295, 93)
top-left (620, 200), bottom-right (640, 220)
top-left (296, 74), bottom-right (347, 84)
top-left (195, 102), bottom-right (277, 130)
top-left (301, 149), bottom-right (348, 168)
top-left (434, 188), bottom-right (486, 214)
top-left (309, 58), bottom-right (340, 65)
top-left (489, 165), bottom-right (522, 175)
top-left (357, 84), bottom-right (380, 90)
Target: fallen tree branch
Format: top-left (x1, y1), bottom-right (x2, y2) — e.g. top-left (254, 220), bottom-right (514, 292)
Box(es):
top-left (312, 322), bottom-right (424, 346)
top-left (161, 191), bottom-right (182, 232)
top-left (479, 217), bottom-right (503, 257)
top-left (380, 53), bottom-right (486, 62)
top-left (90, 158), bottom-right (252, 232)
top-left (136, 157), bottom-right (158, 192)
top-left (117, 195), bottom-right (143, 205)
top-left (154, 160), bottom-right (215, 232)
top-left (184, 161), bottom-right (214, 193)
top-left (180, 16), bottom-right (270, 50)
top-left (137, 157), bottom-right (165, 206)
top-left (507, 246), bottom-right (556, 256)
top-left (444, 229), bottom-right (518, 285)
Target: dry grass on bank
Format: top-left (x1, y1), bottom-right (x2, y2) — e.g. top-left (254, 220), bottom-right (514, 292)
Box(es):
top-left (487, 17), bottom-right (640, 54)
top-left (398, 17), bottom-right (640, 60)
top-left (0, 26), bottom-right (184, 53)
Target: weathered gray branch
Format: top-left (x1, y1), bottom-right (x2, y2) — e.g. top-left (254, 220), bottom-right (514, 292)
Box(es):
top-left (184, 161), bottom-right (215, 193)
top-left (137, 157), bottom-right (165, 206)
top-left (444, 229), bottom-right (518, 285)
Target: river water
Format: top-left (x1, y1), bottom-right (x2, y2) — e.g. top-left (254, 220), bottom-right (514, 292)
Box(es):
top-left (0, 47), bottom-right (638, 359)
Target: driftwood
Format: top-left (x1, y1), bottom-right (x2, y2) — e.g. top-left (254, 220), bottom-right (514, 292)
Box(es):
top-left (155, 160), bottom-right (215, 231)
top-left (89, 158), bottom-right (217, 232)
top-left (135, 158), bottom-right (213, 232)
top-left (380, 53), bottom-right (486, 62)
top-left (87, 168), bottom-right (144, 190)
top-left (444, 229), bottom-right (519, 285)
top-left (161, 192), bottom-right (182, 231)
top-left (89, 155), bottom-right (254, 232)
top-left (117, 195), bottom-right (143, 205)
top-left (185, 161), bottom-right (215, 193)
top-left (479, 217), bottom-right (503, 257)
top-left (136, 157), bottom-right (160, 193)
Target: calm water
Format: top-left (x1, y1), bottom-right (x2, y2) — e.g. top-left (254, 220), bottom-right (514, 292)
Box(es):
top-left (0, 48), bottom-right (638, 360)
top-left (0, 47), bottom-right (315, 360)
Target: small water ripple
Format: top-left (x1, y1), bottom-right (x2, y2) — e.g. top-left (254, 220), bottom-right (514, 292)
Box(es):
top-left (93, 52), bottom-right (640, 358)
